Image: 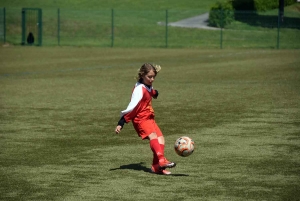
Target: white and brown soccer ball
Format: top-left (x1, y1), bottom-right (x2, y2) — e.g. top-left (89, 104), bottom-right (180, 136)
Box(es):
top-left (174, 136), bottom-right (194, 157)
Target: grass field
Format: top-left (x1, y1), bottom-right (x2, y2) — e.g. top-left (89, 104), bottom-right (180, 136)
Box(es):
top-left (0, 46), bottom-right (300, 200)
top-left (1, 1), bottom-right (299, 48)
top-left (0, 0), bottom-right (214, 10)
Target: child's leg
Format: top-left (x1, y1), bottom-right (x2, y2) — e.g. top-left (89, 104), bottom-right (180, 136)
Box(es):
top-left (149, 133), bottom-right (175, 169)
top-left (152, 141), bottom-right (165, 165)
top-left (154, 123), bottom-right (175, 169)
top-left (135, 119), bottom-right (175, 169)
top-left (160, 143), bottom-right (165, 155)
top-left (149, 133), bottom-right (164, 161)
top-left (152, 153), bottom-right (159, 165)
top-left (152, 125), bottom-right (164, 165)
top-left (152, 122), bottom-right (165, 165)
top-left (156, 123), bottom-right (165, 159)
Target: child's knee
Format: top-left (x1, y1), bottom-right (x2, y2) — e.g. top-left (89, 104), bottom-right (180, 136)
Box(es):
top-left (148, 132), bottom-right (158, 140)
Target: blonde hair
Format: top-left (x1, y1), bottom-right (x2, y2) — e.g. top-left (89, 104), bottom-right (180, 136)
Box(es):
top-left (135, 63), bottom-right (161, 81)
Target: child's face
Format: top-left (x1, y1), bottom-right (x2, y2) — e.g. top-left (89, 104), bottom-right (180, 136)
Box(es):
top-left (142, 70), bottom-right (156, 86)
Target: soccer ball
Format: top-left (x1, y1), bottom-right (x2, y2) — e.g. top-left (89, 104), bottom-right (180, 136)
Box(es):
top-left (174, 136), bottom-right (194, 157)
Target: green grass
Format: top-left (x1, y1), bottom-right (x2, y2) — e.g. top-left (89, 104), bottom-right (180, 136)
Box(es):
top-left (0, 0), bottom-right (213, 10)
top-left (1, 1), bottom-right (299, 48)
top-left (0, 46), bottom-right (300, 200)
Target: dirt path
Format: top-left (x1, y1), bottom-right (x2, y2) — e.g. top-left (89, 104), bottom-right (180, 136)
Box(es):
top-left (159, 12), bottom-right (220, 30)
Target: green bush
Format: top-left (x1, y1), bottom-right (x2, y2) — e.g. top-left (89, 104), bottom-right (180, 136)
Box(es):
top-left (255, 0), bottom-right (281, 11)
top-left (209, 1), bottom-right (234, 28)
top-left (284, 0), bottom-right (297, 6)
top-left (232, 0), bottom-right (297, 11)
top-left (231, 0), bottom-right (256, 10)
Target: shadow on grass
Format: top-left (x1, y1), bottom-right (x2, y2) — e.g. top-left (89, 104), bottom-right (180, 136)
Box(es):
top-left (234, 11), bottom-right (300, 29)
top-left (110, 162), bottom-right (150, 172)
top-left (109, 162), bottom-right (189, 176)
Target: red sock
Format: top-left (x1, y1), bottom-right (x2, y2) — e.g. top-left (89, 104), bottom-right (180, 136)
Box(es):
top-left (150, 139), bottom-right (164, 161)
top-left (160, 144), bottom-right (165, 155)
top-left (152, 144), bottom-right (165, 165)
top-left (152, 153), bottom-right (159, 165)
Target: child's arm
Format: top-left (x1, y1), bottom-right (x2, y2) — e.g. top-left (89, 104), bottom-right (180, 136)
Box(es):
top-left (115, 125), bottom-right (122, 134)
top-left (115, 85), bottom-right (143, 133)
top-left (152, 89), bottom-right (159, 99)
top-left (115, 116), bottom-right (126, 134)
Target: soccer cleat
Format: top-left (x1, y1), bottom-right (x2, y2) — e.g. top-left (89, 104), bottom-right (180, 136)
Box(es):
top-left (158, 158), bottom-right (176, 169)
top-left (151, 165), bottom-right (171, 175)
top-left (161, 169), bottom-right (171, 175)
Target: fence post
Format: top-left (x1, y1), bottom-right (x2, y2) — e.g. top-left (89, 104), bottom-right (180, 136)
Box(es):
top-left (165, 9), bottom-right (168, 48)
top-left (38, 9), bottom-right (42, 46)
top-left (277, 9), bottom-right (281, 49)
top-left (111, 9), bottom-right (114, 47)
top-left (220, 27), bottom-right (223, 49)
top-left (220, 9), bottom-right (223, 49)
top-left (57, 8), bottom-right (60, 45)
top-left (21, 9), bottom-right (25, 45)
top-left (3, 7), bottom-right (6, 43)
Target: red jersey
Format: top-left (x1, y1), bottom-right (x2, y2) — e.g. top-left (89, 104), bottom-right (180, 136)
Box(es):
top-left (121, 82), bottom-right (157, 125)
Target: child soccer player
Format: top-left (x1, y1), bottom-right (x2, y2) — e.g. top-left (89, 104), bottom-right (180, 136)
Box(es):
top-left (115, 63), bottom-right (176, 175)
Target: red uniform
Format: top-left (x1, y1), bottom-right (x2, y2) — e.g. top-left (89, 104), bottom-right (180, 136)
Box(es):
top-left (121, 82), bottom-right (162, 139)
top-left (116, 77), bottom-right (176, 173)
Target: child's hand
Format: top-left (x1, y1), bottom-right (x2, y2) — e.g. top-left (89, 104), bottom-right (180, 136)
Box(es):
top-left (115, 125), bottom-right (122, 134)
top-left (153, 90), bottom-right (159, 99)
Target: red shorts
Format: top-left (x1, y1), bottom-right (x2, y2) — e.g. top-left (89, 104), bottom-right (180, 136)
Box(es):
top-left (133, 119), bottom-right (163, 140)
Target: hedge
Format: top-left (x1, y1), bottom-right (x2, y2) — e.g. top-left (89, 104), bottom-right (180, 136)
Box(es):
top-left (232, 0), bottom-right (297, 11)
top-left (209, 1), bottom-right (234, 28)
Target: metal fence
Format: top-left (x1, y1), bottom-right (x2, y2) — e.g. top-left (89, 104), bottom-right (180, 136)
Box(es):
top-left (1, 7), bottom-right (300, 49)
top-left (0, 8), bottom-right (5, 43)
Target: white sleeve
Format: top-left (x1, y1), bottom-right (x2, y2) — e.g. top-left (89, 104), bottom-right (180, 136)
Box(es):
top-left (120, 85), bottom-right (143, 116)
